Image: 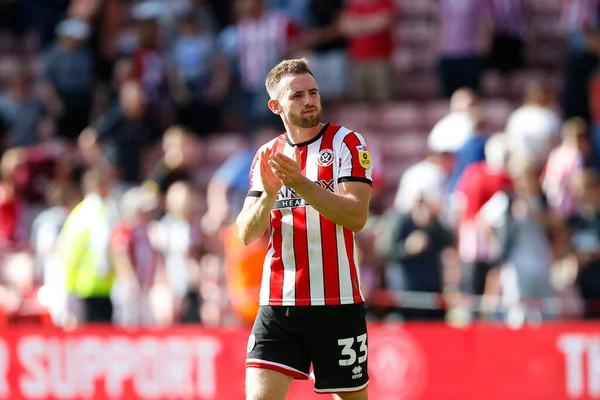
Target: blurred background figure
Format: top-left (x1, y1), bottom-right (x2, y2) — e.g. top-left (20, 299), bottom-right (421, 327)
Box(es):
top-left (478, 159), bottom-right (556, 323)
top-left (79, 80), bottom-right (156, 189)
top-left (152, 181), bottom-right (205, 324)
top-left (30, 182), bottom-right (80, 325)
top-left (57, 168), bottom-right (118, 325)
top-left (376, 193), bottom-right (455, 322)
top-left (0, 64), bottom-right (45, 150)
top-left (506, 82), bottom-right (562, 166)
top-left (168, 7), bottom-right (229, 137)
top-left (340, 0), bottom-right (396, 102)
top-left (542, 117), bottom-right (593, 219)
top-left (146, 125), bottom-right (198, 197)
top-left (452, 134), bottom-right (512, 297)
top-left (299, 0), bottom-right (348, 102)
top-left (487, 0), bottom-right (527, 76)
top-left (437, 0), bottom-right (491, 98)
top-left (110, 185), bottom-right (160, 326)
top-left (41, 18), bottom-right (95, 142)
top-left (565, 169), bottom-right (600, 319)
top-left (219, 0), bottom-right (300, 134)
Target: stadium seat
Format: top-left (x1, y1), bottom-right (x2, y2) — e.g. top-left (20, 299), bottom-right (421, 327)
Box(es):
top-left (424, 100), bottom-right (449, 130)
top-left (379, 132), bottom-right (429, 161)
top-left (481, 71), bottom-right (509, 98)
top-left (483, 99), bottom-right (516, 132)
top-left (382, 160), bottom-right (414, 188)
top-left (509, 70), bottom-right (548, 99)
top-left (368, 102), bottom-right (424, 131)
top-left (326, 103), bottom-right (370, 129)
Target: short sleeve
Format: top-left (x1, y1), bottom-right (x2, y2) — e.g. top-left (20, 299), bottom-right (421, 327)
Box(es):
top-left (338, 131), bottom-right (373, 185)
top-left (247, 149), bottom-right (264, 197)
top-left (479, 191), bottom-right (509, 228)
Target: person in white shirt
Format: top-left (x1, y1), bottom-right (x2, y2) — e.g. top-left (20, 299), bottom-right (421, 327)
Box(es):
top-left (505, 82), bottom-right (562, 165)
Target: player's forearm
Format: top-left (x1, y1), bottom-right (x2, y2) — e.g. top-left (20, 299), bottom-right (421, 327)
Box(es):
top-left (294, 177), bottom-right (368, 232)
top-left (236, 193), bottom-right (276, 245)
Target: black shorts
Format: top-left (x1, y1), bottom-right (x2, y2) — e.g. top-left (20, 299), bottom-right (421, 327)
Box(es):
top-left (246, 303), bottom-right (369, 394)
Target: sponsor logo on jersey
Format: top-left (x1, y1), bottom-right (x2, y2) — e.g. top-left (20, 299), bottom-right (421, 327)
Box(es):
top-left (356, 145), bottom-right (371, 169)
top-left (317, 149), bottom-right (335, 167)
top-left (273, 180), bottom-right (335, 210)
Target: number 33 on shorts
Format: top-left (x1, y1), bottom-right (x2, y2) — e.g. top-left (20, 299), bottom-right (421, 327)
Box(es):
top-left (338, 333), bottom-right (368, 380)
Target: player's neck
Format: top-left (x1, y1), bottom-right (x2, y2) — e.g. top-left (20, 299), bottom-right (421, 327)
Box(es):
top-left (285, 123), bottom-right (324, 146)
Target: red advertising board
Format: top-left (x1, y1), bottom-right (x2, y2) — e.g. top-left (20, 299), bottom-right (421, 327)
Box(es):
top-left (0, 323), bottom-right (598, 399)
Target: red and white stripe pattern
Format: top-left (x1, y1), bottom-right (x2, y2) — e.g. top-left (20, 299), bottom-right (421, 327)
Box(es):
top-left (236, 12), bottom-right (298, 91)
top-left (561, 0), bottom-right (600, 31)
top-left (248, 124), bottom-right (371, 306)
top-left (542, 144), bottom-right (584, 219)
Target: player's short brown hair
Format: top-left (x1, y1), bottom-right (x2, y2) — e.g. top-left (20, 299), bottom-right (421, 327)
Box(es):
top-left (265, 58), bottom-right (315, 98)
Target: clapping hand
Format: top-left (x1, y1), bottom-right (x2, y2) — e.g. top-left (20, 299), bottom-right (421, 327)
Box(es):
top-left (268, 147), bottom-right (304, 189)
top-left (260, 147), bottom-right (283, 197)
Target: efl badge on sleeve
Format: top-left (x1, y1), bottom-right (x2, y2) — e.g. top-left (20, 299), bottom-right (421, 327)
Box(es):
top-left (356, 145), bottom-right (371, 169)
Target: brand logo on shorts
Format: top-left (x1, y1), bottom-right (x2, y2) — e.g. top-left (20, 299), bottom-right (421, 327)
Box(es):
top-left (247, 334), bottom-right (256, 354)
top-left (352, 365), bottom-right (363, 380)
top-left (317, 149), bottom-right (335, 167)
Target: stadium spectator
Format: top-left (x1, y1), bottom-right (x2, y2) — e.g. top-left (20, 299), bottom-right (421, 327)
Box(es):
top-left (447, 113), bottom-right (488, 193)
top-left (57, 168), bottom-right (119, 324)
top-left (0, 65), bottom-right (45, 149)
top-left (340, 0), bottom-right (396, 102)
top-left (377, 185), bottom-right (454, 321)
top-left (131, 1), bottom-right (170, 126)
top-left (542, 118), bottom-right (593, 219)
top-left (41, 18), bottom-right (95, 142)
top-left (452, 133), bottom-right (512, 295)
top-left (146, 125), bottom-right (198, 196)
top-left (168, 9), bottom-right (229, 137)
top-left (427, 89), bottom-right (479, 155)
top-left (393, 153), bottom-right (449, 215)
top-left (299, 0), bottom-right (347, 101)
top-left (561, 0), bottom-right (600, 121)
top-left (479, 159), bottom-right (556, 322)
top-left (159, 0), bottom-right (218, 50)
top-left (437, 0), bottom-right (492, 98)
top-left (487, 0), bottom-right (527, 74)
top-left (589, 67), bottom-right (600, 167)
top-left (30, 182), bottom-right (80, 325)
top-left (219, 0), bottom-right (300, 134)
top-left (428, 112), bottom-right (476, 155)
top-left (79, 80), bottom-right (157, 187)
top-left (505, 82), bottom-right (562, 166)
top-left (0, 148), bottom-right (26, 247)
top-left (110, 185), bottom-right (160, 326)
top-left (152, 181), bottom-right (205, 323)
top-left (566, 168), bottom-right (600, 319)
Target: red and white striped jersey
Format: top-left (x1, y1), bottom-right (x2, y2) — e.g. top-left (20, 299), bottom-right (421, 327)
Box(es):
top-left (561, 0), bottom-right (600, 31)
top-left (247, 123), bottom-right (372, 306)
top-left (236, 12), bottom-right (299, 92)
top-left (542, 144), bottom-right (584, 219)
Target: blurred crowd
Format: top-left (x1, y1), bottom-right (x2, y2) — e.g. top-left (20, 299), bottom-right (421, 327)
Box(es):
top-left (0, 0), bottom-right (599, 329)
